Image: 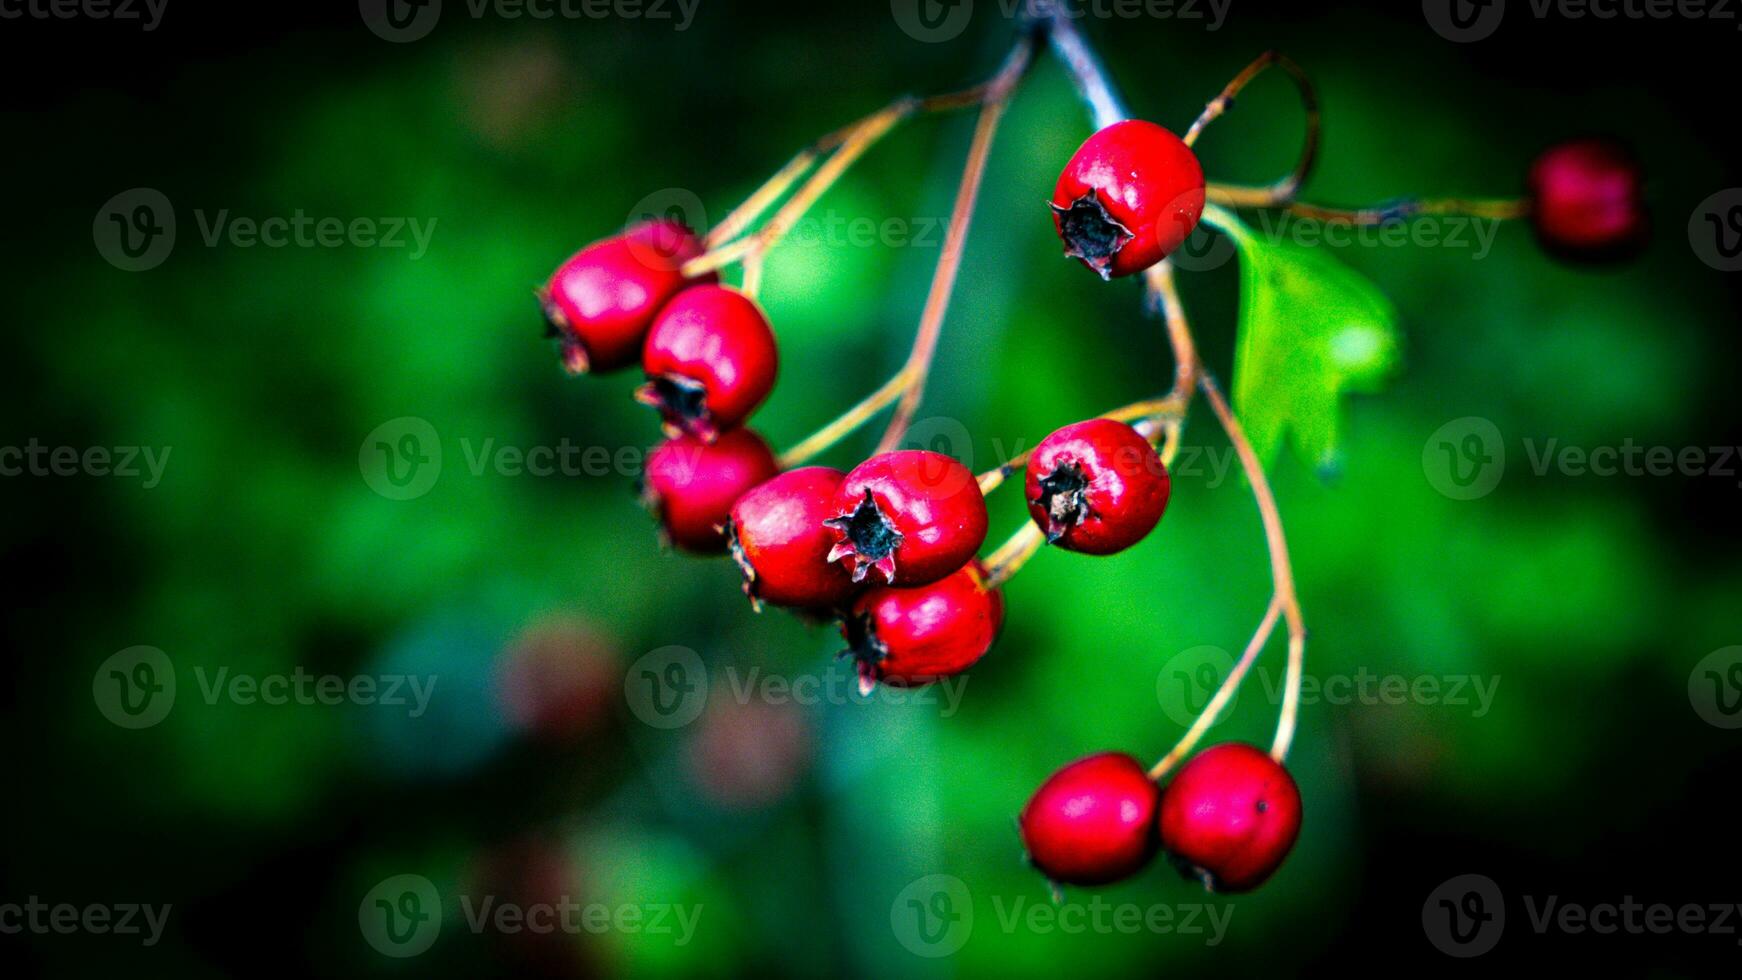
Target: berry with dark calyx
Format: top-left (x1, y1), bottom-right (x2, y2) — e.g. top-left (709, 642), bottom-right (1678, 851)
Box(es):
top-left (638, 284), bottom-right (779, 441)
top-left (1019, 752), bottom-right (1160, 887)
top-left (839, 561), bottom-right (1003, 694)
top-left (539, 220), bottom-right (714, 375)
top-left (1157, 743), bottom-right (1302, 894)
top-left (727, 467), bottom-right (862, 611)
top-left (824, 450), bottom-right (989, 587)
top-left (1528, 138), bottom-right (1647, 262)
top-left (1025, 418), bottom-right (1170, 555)
top-left (640, 428), bottom-right (779, 554)
top-left (1050, 120), bottom-right (1206, 280)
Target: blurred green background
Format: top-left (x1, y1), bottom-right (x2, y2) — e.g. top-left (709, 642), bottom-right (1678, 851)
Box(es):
top-left (4, 1), bottom-right (1740, 976)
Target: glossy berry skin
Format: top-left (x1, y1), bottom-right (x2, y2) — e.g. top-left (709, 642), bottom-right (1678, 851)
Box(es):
top-left (1025, 419), bottom-right (1170, 555)
top-left (839, 561), bottom-right (1003, 694)
top-left (1019, 752), bottom-right (1160, 887)
top-left (1051, 120), bottom-right (1205, 280)
top-left (727, 467), bottom-right (862, 611)
top-left (539, 220), bottom-right (714, 375)
top-left (824, 450), bottom-right (989, 587)
top-left (640, 428), bottom-right (779, 554)
top-left (1528, 139), bottom-right (1647, 261)
top-left (1158, 743), bottom-right (1302, 894)
top-left (638, 284), bottom-right (779, 442)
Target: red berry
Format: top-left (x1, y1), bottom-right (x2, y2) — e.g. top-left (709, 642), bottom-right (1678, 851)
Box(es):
top-left (1157, 743), bottom-right (1302, 893)
top-left (494, 615), bottom-right (621, 744)
top-left (1050, 120), bottom-right (1206, 280)
top-left (1528, 139), bottom-right (1647, 261)
top-left (638, 284), bottom-right (779, 441)
top-left (1025, 419), bottom-right (1170, 555)
top-left (823, 451), bottom-right (988, 587)
top-left (1019, 752), bottom-right (1160, 887)
top-left (640, 428), bottom-right (779, 553)
top-left (727, 467), bottom-right (862, 611)
top-left (839, 561), bottom-right (1003, 694)
top-left (539, 220), bottom-right (713, 375)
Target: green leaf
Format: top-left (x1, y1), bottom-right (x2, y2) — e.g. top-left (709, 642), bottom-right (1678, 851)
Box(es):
top-left (1210, 206), bottom-right (1402, 472)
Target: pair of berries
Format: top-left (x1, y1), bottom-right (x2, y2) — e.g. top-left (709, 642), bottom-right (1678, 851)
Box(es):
top-left (1048, 120), bottom-right (1648, 276)
top-left (1018, 744), bottom-right (1302, 893)
top-left (542, 219), bottom-right (782, 552)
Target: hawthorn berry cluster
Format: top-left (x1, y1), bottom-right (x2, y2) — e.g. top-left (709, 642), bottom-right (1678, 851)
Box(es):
top-left (537, 9), bottom-right (1646, 898)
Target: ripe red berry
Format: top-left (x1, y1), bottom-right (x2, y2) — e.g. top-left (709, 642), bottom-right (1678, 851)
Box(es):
top-left (638, 284), bottom-right (779, 441)
top-left (839, 561), bottom-right (1003, 694)
top-left (1019, 752), bottom-right (1160, 887)
top-left (1157, 743), bottom-right (1302, 893)
top-left (727, 467), bottom-right (862, 611)
top-left (640, 428), bottom-right (779, 554)
top-left (539, 220), bottom-right (714, 375)
top-left (1025, 419), bottom-right (1170, 555)
top-left (1528, 139), bottom-right (1647, 261)
top-left (1051, 120), bottom-right (1206, 280)
top-left (823, 450), bottom-right (989, 587)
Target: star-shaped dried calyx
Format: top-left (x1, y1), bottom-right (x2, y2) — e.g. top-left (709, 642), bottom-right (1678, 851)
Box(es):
top-left (823, 489), bottom-right (903, 583)
top-left (636, 373), bottom-right (716, 440)
top-left (1035, 461), bottom-right (1094, 543)
top-left (838, 607), bottom-right (888, 697)
top-left (1049, 193), bottom-right (1133, 281)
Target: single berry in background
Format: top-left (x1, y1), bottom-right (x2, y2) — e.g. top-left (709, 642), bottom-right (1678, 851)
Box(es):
top-left (685, 689), bottom-right (814, 810)
top-left (1528, 138), bottom-right (1647, 261)
top-left (1050, 120), bottom-right (1206, 279)
top-left (640, 428), bottom-right (779, 553)
top-left (639, 284), bottom-right (779, 442)
top-left (1019, 752), bottom-right (1160, 887)
top-left (824, 450), bottom-right (988, 587)
top-left (1157, 742), bottom-right (1302, 893)
top-left (839, 561), bottom-right (1003, 694)
top-left (1025, 419), bottom-right (1170, 555)
top-left (727, 467), bottom-right (862, 611)
top-left (539, 220), bottom-right (714, 375)
top-left (494, 615), bottom-right (621, 744)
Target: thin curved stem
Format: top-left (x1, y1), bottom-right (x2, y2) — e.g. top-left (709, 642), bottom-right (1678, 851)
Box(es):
top-left (777, 369), bottom-right (911, 469)
top-left (1148, 597), bottom-right (1283, 781)
top-left (1209, 188), bottom-right (1529, 224)
top-left (1185, 51), bottom-right (1319, 207)
top-left (1196, 372), bottom-right (1307, 762)
top-left (875, 41), bottom-right (1034, 454)
top-left (983, 522), bottom-right (1046, 589)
